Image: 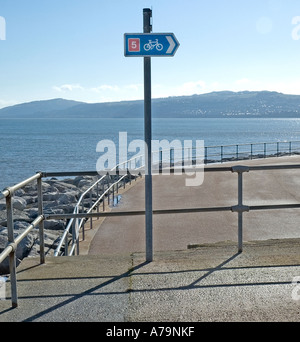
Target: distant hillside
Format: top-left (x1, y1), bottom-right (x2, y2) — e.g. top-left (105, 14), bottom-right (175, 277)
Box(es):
top-left (0, 98), bottom-right (84, 117)
top-left (1, 91), bottom-right (300, 118)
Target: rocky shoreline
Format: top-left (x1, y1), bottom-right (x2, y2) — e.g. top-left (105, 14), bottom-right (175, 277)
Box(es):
top-left (0, 175), bottom-right (109, 274)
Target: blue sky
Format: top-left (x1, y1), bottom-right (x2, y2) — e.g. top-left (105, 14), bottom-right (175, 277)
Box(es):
top-left (0, 0), bottom-right (300, 108)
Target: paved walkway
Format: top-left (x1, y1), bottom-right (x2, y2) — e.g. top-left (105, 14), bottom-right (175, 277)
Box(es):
top-left (1, 239), bottom-right (300, 322)
top-left (1, 156), bottom-right (300, 322)
top-left (89, 155), bottom-right (300, 256)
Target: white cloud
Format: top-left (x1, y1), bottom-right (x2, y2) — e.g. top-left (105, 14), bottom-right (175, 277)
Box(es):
top-left (52, 84), bottom-right (84, 92)
top-left (125, 84), bottom-right (143, 91)
top-left (91, 85), bottom-right (120, 93)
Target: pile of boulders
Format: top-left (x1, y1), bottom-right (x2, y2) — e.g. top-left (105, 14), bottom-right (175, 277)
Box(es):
top-left (0, 175), bottom-right (101, 274)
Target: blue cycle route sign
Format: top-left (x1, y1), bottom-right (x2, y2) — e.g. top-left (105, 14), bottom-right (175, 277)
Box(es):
top-left (124, 33), bottom-right (180, 57)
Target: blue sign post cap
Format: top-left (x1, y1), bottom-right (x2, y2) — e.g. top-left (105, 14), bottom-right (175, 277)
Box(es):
top-left (124, 33), bottom-right (180, 57)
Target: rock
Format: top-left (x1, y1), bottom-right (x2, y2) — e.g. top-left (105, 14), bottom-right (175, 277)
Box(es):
top-left (12, 197), bottom-right (27, 211)
top-left (0, 211), bottom-right (7, 226)
top-left (58, 192), bottom-right (77, 205)
top-left (14, 189), bottom-right (25, 197)
top-left (43, 192), bottom-right (60, 202)
top-left (0, 224), bottom-right (37, 274)
top-left (13, 209), bottom-right (32, 223)
top-left (0, 200), bottom-right (6, 211)
top-left (58, 204), bottom-right (76, 214)
top-left (44, 200), bottom-right (59, 209)
top-left (22, 195), bottom-right (37, 205)
top-left (73, 176), bottom-right (85, 187)
top-left (44, 220), bottom-right (65, 231)
top-left (25, 208), bottom-right (39, 220)
top-left (48, 180), bottom-right (77, 193)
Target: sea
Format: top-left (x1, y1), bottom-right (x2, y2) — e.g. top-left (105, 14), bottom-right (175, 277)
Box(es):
top-left (1, 117), bottom-right (300, 190)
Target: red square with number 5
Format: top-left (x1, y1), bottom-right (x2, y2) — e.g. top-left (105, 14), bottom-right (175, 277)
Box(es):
top-left (128, 38), bottom-right (140, 52)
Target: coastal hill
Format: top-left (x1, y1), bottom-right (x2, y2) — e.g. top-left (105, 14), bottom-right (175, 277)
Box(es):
top-left (1, 91), bottom-right (300, 118)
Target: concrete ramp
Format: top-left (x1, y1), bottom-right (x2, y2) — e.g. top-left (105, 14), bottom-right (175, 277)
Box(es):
top-left (1, 239), bottom-right (300, 322)
top-left (89, 156), bottom-right (300, 256)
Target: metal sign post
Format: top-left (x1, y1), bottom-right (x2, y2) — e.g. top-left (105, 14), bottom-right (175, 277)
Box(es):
top-left (124, 8), bottom-right (179, 262)
top-left (143, 8), bottom-right (153, 262)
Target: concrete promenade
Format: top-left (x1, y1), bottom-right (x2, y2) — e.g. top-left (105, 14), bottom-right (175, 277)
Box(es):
top-left (1, 239), bottom-right (300, 322)
top-left (1, 156), bottom-right (300, 321)
top-left (89, 155), bottom-right (300, 255)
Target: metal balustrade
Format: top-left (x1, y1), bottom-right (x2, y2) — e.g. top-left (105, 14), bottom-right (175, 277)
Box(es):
top-left (1, 141), bottom-right (300, 307)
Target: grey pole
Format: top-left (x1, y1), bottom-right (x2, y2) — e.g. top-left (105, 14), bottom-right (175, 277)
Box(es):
top-left (6, 194), bottom-right (18, 307)
top-left (237, 171), bottom-right (243, 253)
top-left (143, 8), bottom-right (153, 262)
top-left (37, 176), bottom-right (45, 264)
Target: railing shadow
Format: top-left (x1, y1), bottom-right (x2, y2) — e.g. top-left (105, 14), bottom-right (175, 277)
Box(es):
top-left (1, 252), bottom-right (299, 321)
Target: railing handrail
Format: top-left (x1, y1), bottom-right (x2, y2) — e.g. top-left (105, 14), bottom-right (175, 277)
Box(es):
top-left (54, 173), bottom-right (129, 257)
top-left (53, 174), bottom-right (106, 256)
top-left (1, 139), bottom-right (300, 308)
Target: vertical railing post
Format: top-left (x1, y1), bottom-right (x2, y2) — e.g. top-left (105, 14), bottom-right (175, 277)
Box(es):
top-left (231, 166), bottom-right (250, 253)
top-left (107, 173), bottom-right (110, 204)
top-left (237, 171), bottom-right (243, 252)
top-left (102, 182), bottom-right (105, 211)
top-left (96, 178), bottom-right (100, 220)
top-left (159, 150), bottom-right (162, 173)
top-left (76, 215), bottom-right (80, 255)
top-left (6, 191), bottom-right (18, 307)
top-left (64, 232), bottom-right (69, 256)
top-left (37, 175), bottom-right (45, 264)
top-left (170, 148), bottom-right (174, 168)
top-left (81, 203), bottom-right (85, 239)
top-left (116, 167), bottom-right (119, 194)
top-left (112, 184), bottom-right (115, 206)
top-left (90, 191), bottom-right (93, 230)
top-left (72, 220), bottom-right (76, 255)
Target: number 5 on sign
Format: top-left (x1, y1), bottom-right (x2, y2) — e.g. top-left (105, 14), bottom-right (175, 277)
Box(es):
top-left (128, 38), bottom-right (140, 52)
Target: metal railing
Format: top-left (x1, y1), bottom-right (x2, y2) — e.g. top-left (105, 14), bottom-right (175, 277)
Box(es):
top-left (0, 172), bottom-right (45, 307)
top-left (137, 140), bottom-right (300, 169)
top-left (54, 172), bottom-right (133, 257)
top-left (0, 168), bottom-right (139, 307)
top-left (1, 141), bottom-right (300, 307)
top-left (204, 140), bottom-right (300, 164)
top-left (45, 163), bottom-right (300, 256)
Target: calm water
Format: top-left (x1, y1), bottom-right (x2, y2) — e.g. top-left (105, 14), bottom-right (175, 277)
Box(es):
top-left (1, 117), bottom-right (300, 190)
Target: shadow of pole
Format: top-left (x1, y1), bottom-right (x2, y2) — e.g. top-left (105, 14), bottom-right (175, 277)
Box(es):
top-left (22, 261), bottom-right (150, 322)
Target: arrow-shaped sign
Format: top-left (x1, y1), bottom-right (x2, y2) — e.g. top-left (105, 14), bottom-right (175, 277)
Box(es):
top-left (124, 33), bottom-right (180, 57)
top-left (166, 36), bottom-right (176, 54)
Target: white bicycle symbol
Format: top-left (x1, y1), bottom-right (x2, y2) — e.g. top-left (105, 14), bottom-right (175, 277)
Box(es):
top-left (144, 39), bottom-right (163, 51)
